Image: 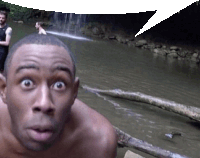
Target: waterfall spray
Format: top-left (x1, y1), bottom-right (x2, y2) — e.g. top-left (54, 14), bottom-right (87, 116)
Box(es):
top-left (47, 13), bottom-right (90, 41)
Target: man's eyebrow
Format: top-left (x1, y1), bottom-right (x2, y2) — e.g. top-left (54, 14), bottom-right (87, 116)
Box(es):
top-left (52, 66), bottom-right (73, 77)
top-left (16, 64), bottom-right (39, 74)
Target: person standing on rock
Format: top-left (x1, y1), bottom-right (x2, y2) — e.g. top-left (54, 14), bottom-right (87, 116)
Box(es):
top-left (0, 10), bottom-right (12, 72)
top-left (35, 22), bottom-right (47, 35)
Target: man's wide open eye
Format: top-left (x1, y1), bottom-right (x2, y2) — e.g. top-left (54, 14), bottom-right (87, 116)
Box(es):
top-left (52, 81), bottom-right (66, 91)
top-left (21, 79), bottom-right (34, 89)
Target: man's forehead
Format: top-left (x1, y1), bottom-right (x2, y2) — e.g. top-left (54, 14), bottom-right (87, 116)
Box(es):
top-left (0, 14), bottom-right (5, 17)
top-left (15, 43), bottom-right (70, 56)
top-left (11, 43), bottom-right (73, 67)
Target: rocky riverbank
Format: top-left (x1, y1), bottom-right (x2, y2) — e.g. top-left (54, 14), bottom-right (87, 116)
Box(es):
top-left (80, 22), bottom-right (200, 65)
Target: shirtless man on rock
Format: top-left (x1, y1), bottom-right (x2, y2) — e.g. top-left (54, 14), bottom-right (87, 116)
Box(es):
top-left (0, 34), bottom-right (117, 158)
top-left (35, 22), bottom-right (46, 35)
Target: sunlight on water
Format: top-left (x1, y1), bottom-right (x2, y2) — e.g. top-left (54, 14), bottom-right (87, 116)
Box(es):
top-left (46, 31), bottom-right (92, 41)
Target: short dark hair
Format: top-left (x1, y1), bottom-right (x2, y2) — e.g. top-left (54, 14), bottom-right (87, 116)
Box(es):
top-left (4, 33), bottom-right (76, 78)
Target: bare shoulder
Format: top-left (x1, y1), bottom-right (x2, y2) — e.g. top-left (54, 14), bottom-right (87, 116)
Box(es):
top-left (70, 99), bottom-right (117, 158)
top-left (6, 27), bottom-right (12, 35)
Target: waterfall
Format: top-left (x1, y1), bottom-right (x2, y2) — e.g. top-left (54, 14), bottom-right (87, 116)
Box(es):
top-left (47, 12), bottom-right (91, 41)
top-left (51, 12), bottom-right (86, 35)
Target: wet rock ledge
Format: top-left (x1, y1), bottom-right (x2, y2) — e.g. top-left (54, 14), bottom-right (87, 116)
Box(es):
top-left (80, 22), bottom-right (200, 65)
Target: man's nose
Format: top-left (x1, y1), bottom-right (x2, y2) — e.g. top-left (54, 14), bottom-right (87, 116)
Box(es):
top-left (32, 84), bottom-right (55, 115)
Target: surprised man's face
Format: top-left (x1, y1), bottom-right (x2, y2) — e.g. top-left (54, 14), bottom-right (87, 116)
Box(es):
top-left (5, 44), bottom-right (79, 151)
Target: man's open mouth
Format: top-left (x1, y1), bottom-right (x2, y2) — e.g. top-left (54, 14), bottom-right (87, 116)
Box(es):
top-left (27, 126), bottom-right (54, 142)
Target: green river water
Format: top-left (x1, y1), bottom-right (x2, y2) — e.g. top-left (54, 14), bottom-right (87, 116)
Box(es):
top-left (9, 21), bottom-right (200, 158)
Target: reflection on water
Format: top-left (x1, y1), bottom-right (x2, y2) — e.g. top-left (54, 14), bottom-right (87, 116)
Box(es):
top-left (9, 21), bottom-right (200, 158)
top-left (46, 31), bottom-right (92, 41)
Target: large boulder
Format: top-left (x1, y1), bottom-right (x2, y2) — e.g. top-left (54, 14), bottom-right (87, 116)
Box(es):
top-left (115, 34), bottom-right (129, 44)
top-left (135, 40), bottom-right (147, 47)
top-left (153, 49), bottom-right (168, 56)
top-left (192, 53), bottom-right (198, 58)
top-left (170, 46), bottom-right (181, 51)
top-left (168, 52), bottom-right (178, 58)
top-left (118, 38), bottom-right (128, 44)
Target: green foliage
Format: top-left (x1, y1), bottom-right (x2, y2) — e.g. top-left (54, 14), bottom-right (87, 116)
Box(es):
top-left (0, 0), bottom-right (33, 21)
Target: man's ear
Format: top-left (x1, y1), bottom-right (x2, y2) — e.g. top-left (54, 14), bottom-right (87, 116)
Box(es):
top-left (0, 74), bottom-right (7, 104)
top-left (73, 77), bottom-right (79, 100)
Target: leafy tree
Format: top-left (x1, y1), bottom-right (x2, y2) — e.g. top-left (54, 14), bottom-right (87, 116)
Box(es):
top-left (0, 0), bottom-right (33, 21)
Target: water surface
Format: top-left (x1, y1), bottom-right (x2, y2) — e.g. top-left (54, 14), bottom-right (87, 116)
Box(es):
top-left (9, 21), bottom-right (200, 158)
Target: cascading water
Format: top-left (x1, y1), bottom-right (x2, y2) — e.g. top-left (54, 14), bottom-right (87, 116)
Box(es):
top-left (47, 13), bottom-right (91, 41)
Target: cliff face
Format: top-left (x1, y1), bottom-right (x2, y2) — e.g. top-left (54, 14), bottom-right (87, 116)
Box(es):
top-left (85, 2), bottom-right (200, 46)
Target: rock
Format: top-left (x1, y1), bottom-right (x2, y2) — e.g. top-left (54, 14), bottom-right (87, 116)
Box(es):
top-left (142, 45), bottom-right (148, 49)
top-left (127, 41), bottom-right (135, 47)
top-left (80, 27), bottom-right (85, 33)
top-left (108, 35), bottom-right (116, 40)
top-left (154, 49), bottom-right (167, 56)
top-left (146, 43), bottom-right (155, 49)
top-left (140, 45), bottom-right (145, 49)
top-left (170, 50), bottom-right (177, 53)
top-left (85, 23), bottom-right (93, 29)
top-left (170, 46), bottom-right (181, 51)
top-left (191, 56), bottom-right (197, 62)
top-left (92, 27), bottom-right (102, 35)
top-left (164, 49), bottom-right (170, 55)
top-left (177, 51), bottom-right (190, 58)
top-left (83, 29), bottom-right (93, 36)
top-left (100, 25), bottom-right (106, 33)
top-left (13, 21), bottom-right (24, 24)
top-left (155, 44), bottom-right (162, 48)
top-left (192, 53), bottom-right (198, 58)
top-left (162, 45), bottom-right (166, 49)
top-left (178, 57), bottom-right (184, 61)
top-left (161, 51), bottom-right (167, 56)
top-left (135, 40), bottom-right (147, 47)
top-left (116, 35), bottom-right (128, 44)
top-left (92, 27), bottom-right (99, 35)
top-left (99, 34), bottom-right (105, 38)
top-left (125, 37), bottom-right (135, 42)
top-left (194, 49), bottom-right (200, 53)
top-left (124, 150), bottom-right (144, 158)
top-left (168, 52), bottom-right (178, 58)
top-left (154, 49), bottom-right (159, 53)
top-left (100, 24), bottom-right (112, 33)
top-left (116, 37), bottom-right (123, 43)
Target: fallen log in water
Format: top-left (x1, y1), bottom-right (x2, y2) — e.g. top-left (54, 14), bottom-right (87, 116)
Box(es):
top-left (81, 85), bottom-right (189, 157)
top-left (82, 85), bottom-right (200, 122)
top-left (114, 126), bottom-right (188, 158)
